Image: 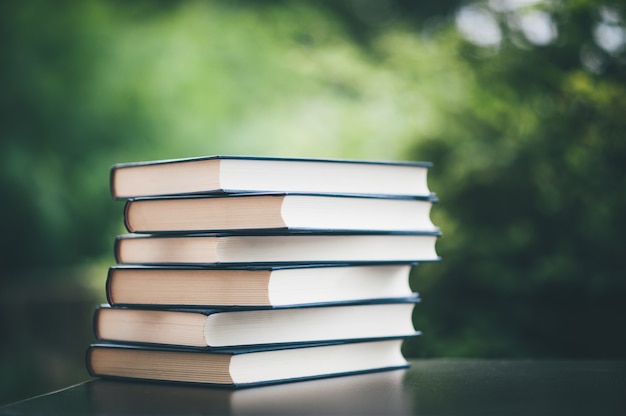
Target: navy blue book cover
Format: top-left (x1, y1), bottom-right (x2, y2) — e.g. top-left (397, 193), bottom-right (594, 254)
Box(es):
top-left (99, 292), bottom-right (421, 313)
top-left (111, 154), bottom-right (433, 169)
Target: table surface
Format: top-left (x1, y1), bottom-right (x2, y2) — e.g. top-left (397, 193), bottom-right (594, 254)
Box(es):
top-left (1, 359), bottom-right (625, 415)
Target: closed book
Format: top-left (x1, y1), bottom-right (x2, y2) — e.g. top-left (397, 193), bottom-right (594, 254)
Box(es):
top-left (114, 232), bottom-right (441, 266)
top-left (110, 155), bottom-right (432, 199)
top-left (106, 264), bottom-right (415, 308)
top-left (86, 337), bottom-right (412, 387)
top-left (123, 193), bottom-right (438, 234)
top-left (93, 298), bottom-right (419, 348)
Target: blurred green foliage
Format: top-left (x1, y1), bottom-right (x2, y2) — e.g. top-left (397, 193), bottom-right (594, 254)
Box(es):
top-left (407, 0), bottom-right (626, 359)
top-left (1, 0), bottom-right (626, 405)
top-left (0, 0), bottom-right (466, 270)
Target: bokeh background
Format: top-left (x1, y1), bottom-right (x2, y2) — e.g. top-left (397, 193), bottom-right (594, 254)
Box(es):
top-left (2, 0), bottom-right (626, 405)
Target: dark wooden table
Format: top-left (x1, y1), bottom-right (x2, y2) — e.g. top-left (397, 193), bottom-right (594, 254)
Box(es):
top-left (2, 359), bottom-right (625, 415)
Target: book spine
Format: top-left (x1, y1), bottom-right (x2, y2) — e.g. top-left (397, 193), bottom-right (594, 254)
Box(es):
top-left (123, 200), bottom-right (134, 233)
top-left (109, 167), bottom-right (117, 199)
top-left (92, 307), bottom-right (103, 341)
top-left (84, 346), bottom-right (96, 377)
top-left (113, 236), bottom-right (123, 264)
top-left (105, 268), bottom-right (115, 306)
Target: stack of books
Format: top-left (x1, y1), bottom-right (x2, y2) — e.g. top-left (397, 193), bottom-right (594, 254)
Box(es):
top-left (86, 155), bottom-right (441, 387)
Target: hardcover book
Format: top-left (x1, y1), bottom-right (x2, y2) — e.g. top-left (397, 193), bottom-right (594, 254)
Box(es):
top-left (106, 263), bottom-right (415, 308)
top-left (110, 155), bottom-right (433, 199)
top-left (93, 297), bottom-right (420, 348)
top-left (86, 337), bottom-right (412, 387)
top-left (114, 232), bottom-right (441, 266)
top-left (123, 192), bottom-right (438, 234)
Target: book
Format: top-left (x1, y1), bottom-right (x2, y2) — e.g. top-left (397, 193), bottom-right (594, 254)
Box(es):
top-left (106, 264), bottom-right (415, 307)
top-left (123, 193), bottom-right (438, 234)
top-left (114, 232), bottom-right (441, 265)
top-left (93, 298), bottom-right (419, 348)
top-left (86, 338), bottom-right (411, 387)
top-left (110, 155), bottom-right (432, 199)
